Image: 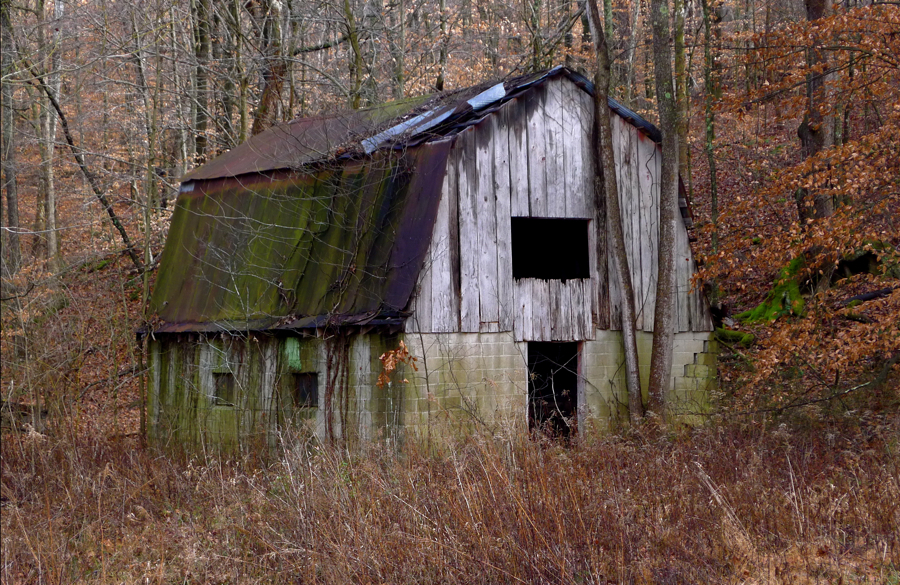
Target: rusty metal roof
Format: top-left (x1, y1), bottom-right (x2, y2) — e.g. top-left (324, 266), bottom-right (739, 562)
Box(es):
top-left (151, 67), bottom-right (679, 334)
top-left (151, 141), bottom-right (452, 333)
top-left (180, 67), bottom-right (666, 184)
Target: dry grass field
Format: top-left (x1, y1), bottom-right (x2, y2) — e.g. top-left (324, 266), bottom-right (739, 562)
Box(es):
top-left (2, 414), bottom-right (897, 584)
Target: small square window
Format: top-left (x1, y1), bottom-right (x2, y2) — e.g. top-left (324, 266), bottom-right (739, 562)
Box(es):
top-left (213, 372), bottom-right (235, 406)
top-left (293, 373), bottom-right (318, 409)
top-left (511, 217), bottom-right (590, 280)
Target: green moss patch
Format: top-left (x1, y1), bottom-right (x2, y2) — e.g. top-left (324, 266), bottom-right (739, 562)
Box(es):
top-left (736, 257), bottom-right (806, 323)
top-left (715, 327), bottom-right (755, 348)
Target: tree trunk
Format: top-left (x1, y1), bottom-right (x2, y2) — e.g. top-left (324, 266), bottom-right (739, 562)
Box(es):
top-left (625, 0), bottom-right (641, 106)
top-left (701, 0), bottom-right (719, 255)
top-left (436, 0), bottom-right (448, 91)
top-left (647, 0), bottom-right (680, 418)
top-left (587, 0), bottom-right (645, 421)
top-left (44, 0), bottom-right (63, 269)
top-left (168, 6), bottom-right (189, 176)
top-left (530, 0), bottom-right (543, 72)
top-left (796, 0), bottom-right (834, 222)
top-left (1, 0), bottom-right (21, 276)
top-left (193, 0), bottom-right (211, 160)
top-left (131, 9), bottom-right (159, 210)
top-left (674, 0), bottom-right (690, 198)
top-left (252, 0), bottom-right (287, 135)
top-left (343, 0), bottom-right (364, 109)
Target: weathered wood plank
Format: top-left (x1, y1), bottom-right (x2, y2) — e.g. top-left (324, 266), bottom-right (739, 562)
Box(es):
top-left (494, 108), bottom-right (514, 332)
top-left (530, 279), bottom-right (542, 340)
top-left (583, 278), bottom-right (595, 339)
top-left (530, 280), bottom-right (543, 340)
top-left (542, 280), bottom-right (553, 340)
top-left (508, 98), bottom-right (530, 217)
top-left (587, 207), bottom-right (602, 329)
top-left (608, 223), bottom-right (623, 330)
top-left (675, 211), bottom-right (691, 332)
top-left (527, 87), bottom-right (547, 217)
top-left (522, 278), bottom-right (533, 341)
top-left (475, 118), bottom-right (500, 330)
top-left (513, 279), bottom-right (524, 340)
top-left (448, 152), bottom-right (462, 331)
top-left (430, 168), bottom-right (454, 332)
top-left (457, 128), bottom-right (480, 332)
top-left (574, 279), bottom-right (586, 340)
top-left (637, 134), bottom-right (657, 332)
top-left (562, 81), bottom-right (586, 218)
top-left (560, 280), bottom-right (570, 340)
top-left (592, 108), bottom-right (609, 330)
top-left (580, 89), bottom-right (595, 220)
top-left (628, 123), bottom-right (644, 331)
top-left (564, 280), bottom-right (577, 340)
top-left (694, 270), bottom-right (714, 331)
top-left (545, 79), bottom-right (565, 217)
top-left (413, 179), bottom-right (436, 332)
top-left (609, 117), bottom-right (627, 331)
top-left (550, 279), bottom-right (561, 340)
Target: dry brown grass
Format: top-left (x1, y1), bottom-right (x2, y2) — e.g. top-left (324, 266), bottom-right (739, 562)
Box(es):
top-left (2, 417), bottom-right (898, 584)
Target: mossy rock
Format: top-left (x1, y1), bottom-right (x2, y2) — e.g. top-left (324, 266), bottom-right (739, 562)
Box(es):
top-left (736, 257), bottom-right (806, 323)
top-left (715, 327), bottom-right (755, 348)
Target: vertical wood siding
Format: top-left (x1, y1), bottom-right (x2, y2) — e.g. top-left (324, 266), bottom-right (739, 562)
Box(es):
top-left (408, 76), bottom-right (712, 339)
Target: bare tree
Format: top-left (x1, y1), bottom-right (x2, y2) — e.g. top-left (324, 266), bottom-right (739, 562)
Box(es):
top-left (646, 0), bottom-right (679, 418)
top-left (586, 0), bottom-right (644, 421)
top-left (796, 0), bottom-right (834, 222)
top-left (1, 0), bottom-right (22, 276)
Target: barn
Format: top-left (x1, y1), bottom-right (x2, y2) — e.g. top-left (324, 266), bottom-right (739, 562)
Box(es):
top-left (145, 66), bottom-right (717, 449)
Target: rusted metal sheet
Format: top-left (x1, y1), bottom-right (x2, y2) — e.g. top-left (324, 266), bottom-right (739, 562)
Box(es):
top-left (151, 140), bottom-right (452, 332)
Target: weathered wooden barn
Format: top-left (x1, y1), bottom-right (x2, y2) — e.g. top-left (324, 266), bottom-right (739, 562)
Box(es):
top-left (146, 66), bottom-right (716, 448)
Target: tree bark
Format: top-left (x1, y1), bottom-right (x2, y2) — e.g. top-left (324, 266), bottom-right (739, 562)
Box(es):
top-left (625, 0), bottom-right (641, 106)
top-left (647, 0), bottom-right (680, 418)
top-left (586, 0), bottom-right (645, 421)
top-left (343, 0), bottom-right (364, 109)
top-left (796, 0), bottom-right (834, 222)
top-left (436, 0), bottom-right (448, 91)
top-left (701, 0), bottom-right (719, 255)
top-left (35, 0), bottom-right (63, 268)
top-left (1, 0), bottom-right (21, 276)
top-left (674, 0), bottom-right (690, 198)
top-left (252, 0), bottom-right (287, 135)
top-left (193, 0), bottom-right (211, 160)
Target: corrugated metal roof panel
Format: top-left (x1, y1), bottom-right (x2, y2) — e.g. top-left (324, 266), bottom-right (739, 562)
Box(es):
top-left (152, 140), bottom-right (453, 330)
top-left (181, 67), bottom-right (666, 183)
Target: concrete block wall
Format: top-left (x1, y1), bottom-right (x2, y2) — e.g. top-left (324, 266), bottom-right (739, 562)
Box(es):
top-left (403, 332), bottom-right (529, 437)
top-left (148, 328), bottom-right (718, 450)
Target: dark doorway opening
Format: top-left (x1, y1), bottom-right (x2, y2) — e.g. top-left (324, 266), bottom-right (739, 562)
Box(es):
top-left (527, 342), bottom-right (579, 437)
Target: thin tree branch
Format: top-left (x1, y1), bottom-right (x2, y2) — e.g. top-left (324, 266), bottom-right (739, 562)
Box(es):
top-left (22, 60), bottom-right (143, 272)
top-left (293, 34), bottom-right (349, 55)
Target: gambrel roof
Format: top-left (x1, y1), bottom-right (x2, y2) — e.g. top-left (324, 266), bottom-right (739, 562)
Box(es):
top-left (150, 67), bottom-right (680, 334)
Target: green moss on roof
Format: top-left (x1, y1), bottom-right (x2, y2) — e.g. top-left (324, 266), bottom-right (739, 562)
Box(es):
top-left (151, 142), bottom-right (452, 330)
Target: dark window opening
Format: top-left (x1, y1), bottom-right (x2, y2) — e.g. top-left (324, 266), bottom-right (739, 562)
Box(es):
top-left (511, 217), bottom-right (590, 280)
top-left (213, 372), bottom-right (235, 406)
top-left (528, 342), bottom-right (578, 438)
top-left (293, 373), bottom-right (319, 409)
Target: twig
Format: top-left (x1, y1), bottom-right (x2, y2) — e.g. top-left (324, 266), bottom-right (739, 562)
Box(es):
top-left (0, 282), bottom-right (35, 302)
top-left (20, 59), bottom-right (144, 272)
top-left (78, 366), bottom-right (145, 400)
